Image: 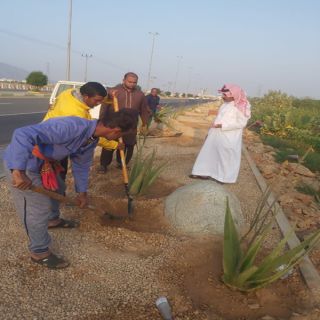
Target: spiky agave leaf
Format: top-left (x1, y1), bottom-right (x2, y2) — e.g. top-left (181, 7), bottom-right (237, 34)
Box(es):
top-left (222, 198), bottom-right (242, 284)
top-left (222, 199), bottom-right (320, 292)
top-left (128, 145), bottom-right (167, 197)
top-left (246, 228), bottom-right (296, 280)
top-left (129, 167), bottom-right (147, 196)
top-left (246, 229), bottom-right (320, 289)
top-left (139, 161), bottom-right (167, 195)
top-left (238, 222), bottom-right (273, 273)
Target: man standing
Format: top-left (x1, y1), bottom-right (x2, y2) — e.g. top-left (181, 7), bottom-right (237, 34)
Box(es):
top-left (98, 72), bottom-right (150, 173)
top-left (44, 82), bottom-right (107, 180)
top-left (146, 88), bottom-right (160, 120)
top-left (190, 84), bottom-right (251, 183)
top-left (4, 109), bottom-right (136, 269)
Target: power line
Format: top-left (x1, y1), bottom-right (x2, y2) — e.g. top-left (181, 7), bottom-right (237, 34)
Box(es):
top-left (0, 28), bottom-right (67, 51)
top-left (0, 28), bottom-right (126, 71)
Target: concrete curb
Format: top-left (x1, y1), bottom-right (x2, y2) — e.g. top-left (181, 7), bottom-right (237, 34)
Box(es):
top-left (242, 143), bottom-right (320, 294)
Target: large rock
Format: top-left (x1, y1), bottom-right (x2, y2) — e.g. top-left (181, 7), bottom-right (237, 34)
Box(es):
top-left (165, 181), bottom-right (244, 235)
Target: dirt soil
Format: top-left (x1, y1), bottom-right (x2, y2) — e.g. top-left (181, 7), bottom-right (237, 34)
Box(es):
top-left (0, 107), bottom-right (319, 320)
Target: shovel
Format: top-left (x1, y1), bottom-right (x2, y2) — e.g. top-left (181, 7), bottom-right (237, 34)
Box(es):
top-left (30, 185), bottom-right (125, 219)
top-left (112, 94), bottom-right (134, 216)
top-left (30, 185), bottom-right (103, 213)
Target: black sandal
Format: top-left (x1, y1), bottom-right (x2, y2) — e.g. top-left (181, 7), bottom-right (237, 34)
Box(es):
top-left (48, 218), bottom-right (79, 229)
top-left (188, 174), bottom-right (209, 180)
top-left (31, 253), bottom-right (70, 269)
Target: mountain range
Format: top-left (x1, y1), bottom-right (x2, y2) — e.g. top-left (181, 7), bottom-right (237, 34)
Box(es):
top-left (0, 62), bottom-right (29, 80)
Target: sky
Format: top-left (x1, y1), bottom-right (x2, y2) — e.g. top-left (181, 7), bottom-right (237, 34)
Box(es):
top-left (0, 0), bottom-right (319, 98)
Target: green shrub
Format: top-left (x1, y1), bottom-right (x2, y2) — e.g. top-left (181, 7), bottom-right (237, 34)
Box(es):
top-left (296, 182), bottom-right (320, 204)
top-left (260, 135), bottom-right (320, 172)
top-left (251, 93), bottom-right (320, 150)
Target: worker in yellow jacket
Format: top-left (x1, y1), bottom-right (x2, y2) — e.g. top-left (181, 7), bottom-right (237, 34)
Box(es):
top-left (43, 82), bottom-right (118, 179)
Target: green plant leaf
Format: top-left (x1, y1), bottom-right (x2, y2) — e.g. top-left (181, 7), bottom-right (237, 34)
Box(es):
top-left (239, 222), bottom-right (273, 273)
top-left (250, 229), bottom-right (320, 285)
top-left (247, 228), bottom-right (295, 280)
top-left (128, 142), bottom-right (167, 196)
top-left (223, 198), bottom-right (242, 282)
top-left (234, 266), bottom-right (259, 287)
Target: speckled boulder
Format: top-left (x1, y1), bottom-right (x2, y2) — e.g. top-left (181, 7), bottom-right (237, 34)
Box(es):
top-left (165, 180), bottom-right (244, 235)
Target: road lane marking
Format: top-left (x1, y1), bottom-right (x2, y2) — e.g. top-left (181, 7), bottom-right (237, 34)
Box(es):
top-left (0, 103), bottom-right (13, 105)
top-left (0, 111), bottom-right (46, 117)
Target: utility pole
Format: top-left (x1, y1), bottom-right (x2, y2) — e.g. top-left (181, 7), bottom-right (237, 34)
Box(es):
top-left (146, 32), bottom-right (159, 92)
top-left (186, 67), bottom-right (193, 95)
top-left (173, 56), bottom-right (183, 94)
top-left (81, 53), bottom-right (93, 82)
top-left (66, 0), bottom-right (72, 80)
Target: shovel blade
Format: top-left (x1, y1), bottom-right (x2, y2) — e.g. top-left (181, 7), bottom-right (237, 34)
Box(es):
top-left (128, 196), bottom-right (134, 216)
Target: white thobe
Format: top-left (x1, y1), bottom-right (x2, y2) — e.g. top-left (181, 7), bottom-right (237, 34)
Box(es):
top-left (192, 101), bottom-right (250, 183)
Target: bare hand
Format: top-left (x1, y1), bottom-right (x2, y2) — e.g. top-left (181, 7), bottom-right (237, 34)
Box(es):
top-left (76, 192), bottom-right (88, 209)
top-left (12, 170), bottom-right (32, 190)
top-left (109, 89), bottom-right (118, 98)
top-left (211, 123), bottom-right (222, 128)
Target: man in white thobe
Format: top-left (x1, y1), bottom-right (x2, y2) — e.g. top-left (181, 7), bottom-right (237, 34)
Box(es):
top-left (191, 84), bottom-right (251, 183)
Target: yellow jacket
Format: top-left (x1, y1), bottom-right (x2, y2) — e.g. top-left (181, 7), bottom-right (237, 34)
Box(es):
top-left (44, 89), bottom-right (118, 150)
top-left (44, 89), bottom-right (91, 120)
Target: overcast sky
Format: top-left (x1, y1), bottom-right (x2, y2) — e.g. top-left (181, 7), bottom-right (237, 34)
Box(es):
top-left (1, 0), bottom-right (319, 97)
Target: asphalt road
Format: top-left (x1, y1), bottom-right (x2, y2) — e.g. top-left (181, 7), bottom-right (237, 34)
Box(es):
top-left (0, 97), bottom-right (49, 145)
top-left (0, 97), bottom-right (48, 178)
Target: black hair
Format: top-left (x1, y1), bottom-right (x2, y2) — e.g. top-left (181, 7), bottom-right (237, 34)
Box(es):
top-left (100, 108), bottom-right (138, 132)
top-left (124, 72), bottom-right (138, 79)
top-left (80, 82), bottom-right (107, 97)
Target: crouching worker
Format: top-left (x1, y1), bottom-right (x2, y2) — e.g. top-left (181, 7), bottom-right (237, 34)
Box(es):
top-left (3, 109), bottom-right (136, 269)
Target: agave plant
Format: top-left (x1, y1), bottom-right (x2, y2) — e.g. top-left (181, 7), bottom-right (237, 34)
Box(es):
top-left (153, 105), bottom-right (177, 127)
top-left (222, 197), bottom-right (320, 292)
top-left (128, 138), bottom-right (167, 196)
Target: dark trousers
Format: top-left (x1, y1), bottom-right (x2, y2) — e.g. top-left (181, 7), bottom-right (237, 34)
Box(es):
top-left (59, 157), bottom-right (69, 181)
top-left (100, 145), bottom-right (134, 169)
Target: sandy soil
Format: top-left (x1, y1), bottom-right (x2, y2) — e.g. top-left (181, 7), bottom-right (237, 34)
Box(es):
top-left (0, 107), bottom-right (318, 320)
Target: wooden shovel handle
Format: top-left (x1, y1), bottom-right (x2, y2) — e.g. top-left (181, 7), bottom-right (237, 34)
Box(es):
top-left (30, 185), bottom-right (77, 205)
top-left (30, 185), bottom-right (105, 214)
top-left (112, 94), bottom-right (129, 184)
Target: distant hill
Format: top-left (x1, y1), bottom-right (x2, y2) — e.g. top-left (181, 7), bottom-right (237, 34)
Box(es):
top-left (0, 62), bottom-right (29, 81)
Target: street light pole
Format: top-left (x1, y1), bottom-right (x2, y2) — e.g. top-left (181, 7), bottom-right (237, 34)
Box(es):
top-left (173, 55), bottom-right (183, 94)
top-left (66, 0), bottom-right (72, 80)
top-left (146, 32), bottom-right (159, 92)
top-left (81, 53), bottom-right (93, 82)
top-left (186, 67), bottom-right (193, 95)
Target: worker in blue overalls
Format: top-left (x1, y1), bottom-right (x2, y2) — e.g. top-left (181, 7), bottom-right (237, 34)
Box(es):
top-left (3, 109), bottom-right (136, 269)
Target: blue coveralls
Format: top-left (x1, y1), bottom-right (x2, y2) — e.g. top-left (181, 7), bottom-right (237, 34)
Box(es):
top-left (4, 117), bottom-right (98, 254)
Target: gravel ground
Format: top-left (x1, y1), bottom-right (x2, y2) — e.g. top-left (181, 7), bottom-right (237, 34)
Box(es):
top-left (0, 106), bottom-right (308, 320)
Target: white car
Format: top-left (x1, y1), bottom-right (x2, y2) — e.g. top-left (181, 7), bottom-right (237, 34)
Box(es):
top-left (49, 80), bottom-right (104, 119)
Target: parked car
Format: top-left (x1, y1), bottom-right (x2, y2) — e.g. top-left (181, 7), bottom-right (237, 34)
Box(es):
top-left (49, 80), bottom-right (84, 105)
top-left (49, 80), bottom-right (103, 119)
